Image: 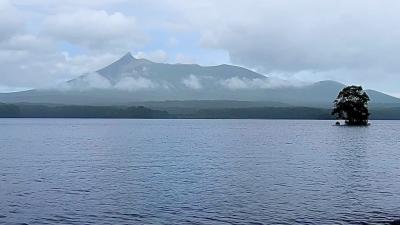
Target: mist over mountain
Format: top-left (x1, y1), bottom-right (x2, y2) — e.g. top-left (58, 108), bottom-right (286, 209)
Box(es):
top-left (0, 53), bottom-right (399, 107)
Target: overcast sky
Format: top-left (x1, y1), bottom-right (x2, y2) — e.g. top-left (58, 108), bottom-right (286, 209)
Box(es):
top-left (1, 0), bottom-right (400, 96)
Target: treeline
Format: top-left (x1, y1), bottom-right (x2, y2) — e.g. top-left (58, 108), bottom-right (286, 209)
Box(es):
top-left (187, 107), bottom-right (400, 119)
top-left (0, 104), bottom-right (170, 118)
top-left (0, 103), bottom-right (399, 119)
top-left (189, 107), bottom-right (333, 119)
top-left (370, 108), bottom-right (400, 120)
top-left (0, 104), bottom-right (20, 118)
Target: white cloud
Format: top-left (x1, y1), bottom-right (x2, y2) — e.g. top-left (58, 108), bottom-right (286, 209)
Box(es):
top-left (114, 76), bottom-right (157, 91)
top-left (0, 34), bottom-right (55, 52)
top-left (171, 0), bottom-right (394, 72)
top-left (64, 72), bottom-right (112, 90)
top-left (390, 92), bottom-right (400, 98)
top-left (134, 50), bottom-right (168, 63)
top-left (163, 0), bottom-right (400, 94)
top-left (61, 52), bottom-right (120, 76)
top-left (1, 0), bottom-right (400, 95)
top-left (0, 85), bottom-right (29, 93)
top-left (58, 73), bottom-right (160, 91)
top-left (182, 74), bottom-right (202, 89)
top-left (83, 72), bottom-right (112, 89)
top-left (44, 9), bottom-right (146, 51)
top-left (220, 77), bottom-right (305, 90)
top-left (0, 1), bottom-right (23, 41)
top-left (220, 77), bottom-right (249, 90)
top-left (0, 2), bottom-right (143, 90)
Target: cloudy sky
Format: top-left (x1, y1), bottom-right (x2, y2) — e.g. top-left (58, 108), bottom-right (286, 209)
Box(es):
top-left (1, 0), bottom-right (400, 96)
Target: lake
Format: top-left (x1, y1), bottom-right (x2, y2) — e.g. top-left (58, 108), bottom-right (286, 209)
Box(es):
top-left (1, 119), bottom-right (400, 224)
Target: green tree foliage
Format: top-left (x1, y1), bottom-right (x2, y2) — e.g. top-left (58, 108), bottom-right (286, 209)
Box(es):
top-left (332, 85), bottom-right (370, 125)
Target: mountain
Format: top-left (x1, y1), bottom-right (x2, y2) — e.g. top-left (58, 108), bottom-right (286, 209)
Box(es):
top-left (0, 53), bottom-right (399, 107)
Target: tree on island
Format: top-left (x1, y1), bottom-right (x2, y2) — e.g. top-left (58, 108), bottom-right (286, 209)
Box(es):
top-left (332, 85), bottom-right (370, 126)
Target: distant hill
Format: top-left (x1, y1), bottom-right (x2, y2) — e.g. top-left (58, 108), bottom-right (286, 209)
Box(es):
top-left (0, 53), bottom-right (399, 107)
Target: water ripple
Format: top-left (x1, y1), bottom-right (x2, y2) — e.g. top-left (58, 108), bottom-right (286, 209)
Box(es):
top-left (0, 119), bottom-right (399, 224)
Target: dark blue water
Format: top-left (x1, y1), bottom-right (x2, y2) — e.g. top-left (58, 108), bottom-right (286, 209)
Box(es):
top-left (1, 119), bottom-right (400, 224)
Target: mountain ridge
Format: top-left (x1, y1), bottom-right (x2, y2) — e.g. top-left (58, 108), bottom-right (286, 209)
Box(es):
top-left (0, 53), bottom-right (399, 107)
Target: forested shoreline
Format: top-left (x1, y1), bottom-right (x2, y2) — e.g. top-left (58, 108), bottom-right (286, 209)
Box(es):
top-left (1, 103), bottom-right (399, 119)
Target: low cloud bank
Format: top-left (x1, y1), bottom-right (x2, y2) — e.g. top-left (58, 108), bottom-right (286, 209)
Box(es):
top-left (114, 77), bottom-right (157, 91)
top-left (219, 77), bottom-right (306, 90)
top-left (59, 72), bottom-right (159, 91)
top-left (182, 74), bottom-right (202, 89)
top-left (56, 72), bottom-right (307, 92)
top-left (70, 72), bottom-right (111, 90)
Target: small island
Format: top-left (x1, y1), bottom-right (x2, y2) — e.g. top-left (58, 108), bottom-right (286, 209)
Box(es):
top-left (332, 85), bottom-right (370, 126)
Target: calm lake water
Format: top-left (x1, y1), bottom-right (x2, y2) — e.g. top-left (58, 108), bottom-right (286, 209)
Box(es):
top-left (1, 119), bottom-right (400, 224)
